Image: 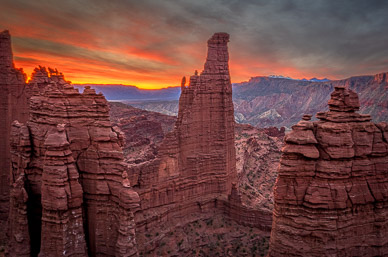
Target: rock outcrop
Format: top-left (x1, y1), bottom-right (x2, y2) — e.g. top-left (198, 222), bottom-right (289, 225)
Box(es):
top-left (0, 30), bottom-right (29, 234)
top-left (7, 73), bottom-right (139, 256)
top-left (269, 86), bottom-right (388, 256)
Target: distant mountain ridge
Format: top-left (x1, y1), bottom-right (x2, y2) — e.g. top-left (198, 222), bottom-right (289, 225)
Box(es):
top-left (268, 75), bottom-right (330, 82)
top-left (73, 84), bottom-right (181, 101)
top-left (75, 72), bottom-right (388, 128)
top-left (232, 72), bottom-right (388, 127)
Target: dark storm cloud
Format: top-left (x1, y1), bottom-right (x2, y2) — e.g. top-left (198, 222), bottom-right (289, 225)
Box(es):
top-left (1, 0), bottom-right (387, 86)
top-left (12, 36), bottom-right (172, 73)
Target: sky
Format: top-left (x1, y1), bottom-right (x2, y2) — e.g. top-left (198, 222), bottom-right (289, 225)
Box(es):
top-left (1, 0), bottom-right (388, 89)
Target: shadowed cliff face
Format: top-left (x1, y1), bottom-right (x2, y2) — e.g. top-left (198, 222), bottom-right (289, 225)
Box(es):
top-left (269, 87), bottom-right (388, 256)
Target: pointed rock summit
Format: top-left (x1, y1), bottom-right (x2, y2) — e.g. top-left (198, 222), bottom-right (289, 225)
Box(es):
top-left (0, 30), bottom-right (14, 69)
top-left (269, 87), bottom-right (388, 256)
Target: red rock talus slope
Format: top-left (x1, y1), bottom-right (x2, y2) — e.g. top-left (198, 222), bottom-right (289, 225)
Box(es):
top-left (269, 87), bottom-right (388, 256)
top-left (0, 30), bottom-right (29, 233)
top-left (7, 79), bottom-right (139, 256)
top-left (235, 124), bottom-right (282, 212)
top-left (109, 102), bottom-right (176, 164)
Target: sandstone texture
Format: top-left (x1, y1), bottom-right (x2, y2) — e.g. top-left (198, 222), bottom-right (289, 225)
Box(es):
top-left (110, 101), bottom-right (284, 255)
top-left (0, 30), bottom-right (29, 238)
top-left (235, 124), bottom-right (282, 213)
top-left (109, 102), bottom-right (176, 164)
top-left (127, 33), bottom-right (239, 247)
top-left (7, 71), bottom-right (139, 256)
top-left (269, 86), bottom-right (388, 256)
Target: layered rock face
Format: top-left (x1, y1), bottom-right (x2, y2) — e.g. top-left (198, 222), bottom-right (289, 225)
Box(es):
top-left (117, 33), bottom-right (275, 256)
top-left (176, 32), bottom-right (236, 194)
top-left (7, 77), bottom-right (139, 256)
top-left (269, 87), bottom-right (388, 256)
top-left (129, 33), bottom-right (236, 221)
top-left (0, 30), bottom-right (29, 231)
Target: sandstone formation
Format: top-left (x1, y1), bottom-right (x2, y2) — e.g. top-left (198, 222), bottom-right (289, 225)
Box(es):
top-left (0, 30), bottom-right (29, 236)
top-left (176, 32), bottom-right (236, 193)
top-left (269, 86), bottom-right (388, 256)
top-left (111, 33), bottom-right (272, 256)
top-left (7, 71), bottom-right (139, 256)
top-left (110, 102), bottom-right (278, 256)
top-left (127, 33), bottom-right (238, 240)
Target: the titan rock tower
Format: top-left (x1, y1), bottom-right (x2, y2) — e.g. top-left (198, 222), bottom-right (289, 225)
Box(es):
top-left (269, 87), bottom-right (388, 256)
top-left (0, 30), bottom-right (29, 230)
top-left (177, 32), bottom-right (236, 194)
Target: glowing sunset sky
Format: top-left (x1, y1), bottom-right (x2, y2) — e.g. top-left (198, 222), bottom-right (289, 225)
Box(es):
top-left (1, 0), bottom-right (388, 89)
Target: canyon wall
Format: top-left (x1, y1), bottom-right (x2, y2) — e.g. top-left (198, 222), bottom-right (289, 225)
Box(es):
top-left (233, 74), bottom-right (388, 128)
top-left (0, 30), bottom-right (29, 231)
top-left (7, 76), bottom-right (139, 256)
top-left (269, 87), bottom-right (388, 256)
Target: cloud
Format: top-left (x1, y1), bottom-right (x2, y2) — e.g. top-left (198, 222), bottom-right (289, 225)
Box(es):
top-left (1, 0), bottom-right (388, 88)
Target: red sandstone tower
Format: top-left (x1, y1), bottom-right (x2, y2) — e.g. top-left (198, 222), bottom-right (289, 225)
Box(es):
top-left (177, 32), bottom-right (236, 194)
top-left (0, 30), bottom-right (29, 234)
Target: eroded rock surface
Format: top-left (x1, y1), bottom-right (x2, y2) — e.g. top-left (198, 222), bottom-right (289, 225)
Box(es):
top-left (115, 33), bottom-right (273, 255)
top-left (7, 75), bottom-right (139, 256)
top-left (269, 86), bottom-right (388, 256)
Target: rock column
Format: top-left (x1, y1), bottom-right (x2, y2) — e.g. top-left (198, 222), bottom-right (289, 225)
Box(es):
top-left (269, 87), bottom-right (388, 256)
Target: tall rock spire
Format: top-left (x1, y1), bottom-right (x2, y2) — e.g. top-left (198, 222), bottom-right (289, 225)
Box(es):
top-left (0, 30), bottom-right (14, 70)
top-left (0, 31), bottom-right (29, 240)
top-left (176, 32), bottom-right (236, 194)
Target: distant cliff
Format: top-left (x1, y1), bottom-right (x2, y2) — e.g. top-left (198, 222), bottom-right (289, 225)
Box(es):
top-left (233, 74), bottom-right (388, 127)
top-left (83, 73), bottom-right (388, 129)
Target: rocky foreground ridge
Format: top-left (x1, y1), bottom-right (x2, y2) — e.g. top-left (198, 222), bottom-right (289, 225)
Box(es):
top-left (269, 86), bottom-right (388, 256)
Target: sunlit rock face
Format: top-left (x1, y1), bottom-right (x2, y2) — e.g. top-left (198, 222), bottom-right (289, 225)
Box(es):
top-left (0, 30), bottom-right (29, 234)
top-left (269, 86), bottom-right (388, 256)
top-left (7, 75), bottom-right (139, 256)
